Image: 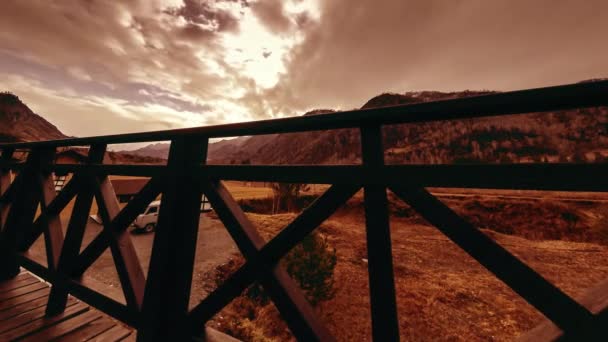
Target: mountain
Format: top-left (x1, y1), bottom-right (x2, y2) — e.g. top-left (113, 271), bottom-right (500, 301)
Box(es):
top-left (117, 84), bottom-right (608, 165)
top-left (203, 90), bottom-right (607, 165)
top-left (120, 142), bottom-right (170, 159)
top-left (0, 92), bottom-right (68, 142)
top-left (120, 136), bottom-right (252, 162)
top-left (1, 92), bottom-right (165, 164)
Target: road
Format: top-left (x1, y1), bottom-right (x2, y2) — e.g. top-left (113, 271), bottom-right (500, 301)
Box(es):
top-left (27, 213), bottom-right (238, 309)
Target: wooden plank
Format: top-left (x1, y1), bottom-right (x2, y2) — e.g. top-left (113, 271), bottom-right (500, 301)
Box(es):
top-left (0, 288), bottom-right (51, 311)
top-left (0, 282), bottom-right (48, 301)
top-left (0, 149), bottom-right (46, 280)
top-left (19, 309), bottom-right (103, 342)
top-left (0, 296), bottom-right (51, 321)
top-left (188, 184), bottom-right (359, 332)
top-left (47, 144), bottom-right (106, 316)
top-left (89, 324), bottom-right (132, 342)
top-left (0, 171), bottom-right (16, 205)
top-left (19, 255), bottom-right (138, 327)
top-left (138, 137), bottom-right (207, 341)
top-left (35, 166), bottom-right (66, 272)
top-left (52, 316), bottom-right (116, 341)
top-left (0, 305), bottom-right (50, 334)
top-left (0, 297), bottom-right (77, 333)
top-left (189, 265), bottom-right (255, 330)
top-left (201, 163), bottom-right (608, 192)
top-left (54, 164), bottom-right (164, 178)
top-left (0, 147), bottom-right (15, 232)
top-left (92, 175), bottom-right (145, 309)
top-left (121, 332), bottom-right (136, 341)
top-left (519, 277), bottom-right (608, 341)
top-left (0, 302), bottom-right (88, 340)
top-left (391, 185), bottom-right (595, 333)
top-left (73, 176), bottom-right (162, 277)
top-left (0, 274), bottom-right (37, 293)
top-left (201, 179), bottom-right (333, 341)
top-left (360, 125), bottom-right (399, 342)
top-left (19, 176), bottom-right (79, 252)
top-left (261, 184), bottom-right (360, 262)
top-left (1, 80), bottom-right (607, 148)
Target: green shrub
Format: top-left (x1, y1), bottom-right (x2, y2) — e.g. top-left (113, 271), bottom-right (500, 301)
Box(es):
top-left (213, 232), bottom-right (338, 340)
top-left (283, 233), bottom-right (337, 305)
top-left (215, 232), bottom-right (337, 306)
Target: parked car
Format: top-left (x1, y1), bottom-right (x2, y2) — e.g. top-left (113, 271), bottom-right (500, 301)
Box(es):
top-left (133, 200), bottom-right (160, 233)
top-left (132, 196), bottom-right (213, 233)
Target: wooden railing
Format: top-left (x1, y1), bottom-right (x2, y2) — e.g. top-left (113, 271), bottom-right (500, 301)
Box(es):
top-left (1, 80), bottom-right (608, 341)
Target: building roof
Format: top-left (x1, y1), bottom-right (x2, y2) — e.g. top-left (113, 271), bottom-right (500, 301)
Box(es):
top-left (110, 178), bottom-right (149, 196)
top-left (55, 149), bottom-right (89, 163)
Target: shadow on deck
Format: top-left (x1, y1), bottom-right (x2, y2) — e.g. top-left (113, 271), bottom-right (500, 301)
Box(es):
top-left (0, 270), bottom-right (133, 341)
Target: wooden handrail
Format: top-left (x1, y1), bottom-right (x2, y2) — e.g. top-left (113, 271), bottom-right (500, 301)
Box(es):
top-left (0, 80), bottom-right (606, 149)
top-left (0, 80), bottom-right (607, 341)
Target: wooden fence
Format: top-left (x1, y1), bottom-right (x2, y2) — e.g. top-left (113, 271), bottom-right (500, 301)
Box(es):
top-left (1, 80), bottom-right (608, 341)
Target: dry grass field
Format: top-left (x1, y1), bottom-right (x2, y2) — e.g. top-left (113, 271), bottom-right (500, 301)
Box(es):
top-left (207, 189), bottom-right (608, 341)
top-left (27, 177), bottom-right (608, 341)
top-left (211, 206), bottom-right (608, 341)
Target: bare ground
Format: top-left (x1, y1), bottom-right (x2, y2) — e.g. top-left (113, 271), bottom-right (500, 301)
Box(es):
top-left (209, 210), bottom-right (608, 341)
top-left (24, 186), bottom-right (608, 341)
top-left (27, 212), bottom-right (238, 309)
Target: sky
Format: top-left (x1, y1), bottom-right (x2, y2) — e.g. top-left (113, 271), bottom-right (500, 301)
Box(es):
top-left (0, 0), bottom-right (607, 141)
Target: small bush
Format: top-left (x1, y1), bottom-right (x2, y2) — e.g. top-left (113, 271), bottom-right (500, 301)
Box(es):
top-left (284, 233), bottom-right (337, 305)
top-left (213, 232), bottom-right (338, 339)
top-left (216, 232), bottom-right (337, 306)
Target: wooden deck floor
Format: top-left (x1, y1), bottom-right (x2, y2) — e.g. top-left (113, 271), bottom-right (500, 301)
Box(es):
top-left (0, 271), bottom-right (134, 341)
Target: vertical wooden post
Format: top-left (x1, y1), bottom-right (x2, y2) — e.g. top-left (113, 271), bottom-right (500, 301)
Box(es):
top-left (46, 144), bottom-right (106, 315)
top-left (0, 147), bottom-right (15, 232)
top-left (34, 147), bottom-right (63, 271)
top-left (0, 148), bottom-right (48, 280)
top-left (138, 137), bottom-right (207, 341)
top-left (0, 147), bottom-right (17, 280)
top-left (360, 125), bottom-right (400, 341)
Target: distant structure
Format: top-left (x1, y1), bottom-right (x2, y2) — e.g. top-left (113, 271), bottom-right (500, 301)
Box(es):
top-left (111, 178), bottom-right (149, 203)
top-left (53, 149), bottom-right (88, 192)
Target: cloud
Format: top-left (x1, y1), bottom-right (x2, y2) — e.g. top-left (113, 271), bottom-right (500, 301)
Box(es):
top-left (0, 73), bottom-right (213, 136)
top-left (164, 0), bottom-right (244, 35)
top-left (0, 0), bottom-right (290, 135)
top-left (1, 0), bottom-right (607, 139)
top-left (260, 0), bottom-right (608, 115)
top-left (250, 0), bottom-right (292, 34)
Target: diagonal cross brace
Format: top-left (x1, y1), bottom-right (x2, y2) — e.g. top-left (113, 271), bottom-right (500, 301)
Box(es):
top-left (188, 184), bottom-right (359, 333)
top-left (36, 157), bottom-right (67, 272)
top-left (73, 176), bottom-right (162, 277)
top-left (46, 144), bottom-right (107, 316)
top-left (19, 176), bottom-right (80, 252)
top-left (0, 147), bottom-right (16, 232)
top-left (91, 175), bottom-right (146, 310)
top-left (390, 185), bottom-right (594, 334)
top-left (199, 180), bottom-right (355, 341)
top-left (0, 148), bottom-right (49, 280)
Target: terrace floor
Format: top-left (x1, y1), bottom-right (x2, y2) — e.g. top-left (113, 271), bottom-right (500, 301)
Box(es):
top-left (0, 270), bottom-right (134, 341)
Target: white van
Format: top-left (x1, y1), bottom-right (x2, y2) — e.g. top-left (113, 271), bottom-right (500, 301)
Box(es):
top-left (133, 200), bottom-right (160, 233)
top-left (132, 196), bottom-right (213, 233)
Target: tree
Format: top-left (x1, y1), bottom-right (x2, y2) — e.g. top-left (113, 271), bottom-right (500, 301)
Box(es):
top-left (271, 183), bottom-right (309, 213)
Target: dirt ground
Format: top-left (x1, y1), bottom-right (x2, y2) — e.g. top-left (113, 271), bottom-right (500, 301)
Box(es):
top-left (225, 211), bottom-right (608, 341)
top-left (24, 184), bottom-right (608, 341)
top-left (27, 212), bottom-right (238, 309)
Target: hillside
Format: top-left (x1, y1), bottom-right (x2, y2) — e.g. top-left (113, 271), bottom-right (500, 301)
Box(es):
top-left (1, 92), bottom-right (165, 164)
top-left (121, 136), bottom-right (252, 162)
top-left (40, 81), bottom-right (607, 165)
top-left (208, 89), bottom-right (608, 165)
top-left (127, 86), bottom-right (608, 165)
top-left (0, 92), bottom-right (67, 142)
